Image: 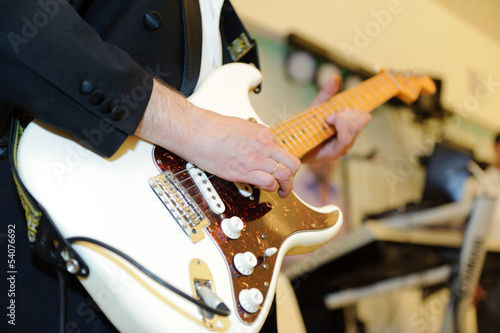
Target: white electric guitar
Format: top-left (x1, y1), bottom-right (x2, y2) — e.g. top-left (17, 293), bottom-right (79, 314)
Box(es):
top-left (16, 63), bottom-right (435, 332)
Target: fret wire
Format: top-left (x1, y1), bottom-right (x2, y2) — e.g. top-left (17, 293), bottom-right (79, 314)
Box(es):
top-left (312, 107), bottom-right (335, 137)
top-left (272, 122), bottom-right (287, 142)
top-left (271, 114), bottom-right (318, 153)
top-left (383, 72), bottom-right (402, 92)
top-left (273, 121), bottom-right (288, 139)
top-left (301, 111), bottom-right (324, 142)
top-left (342, 94), bottom-right (356, 109)
top-left (281, 118), bottom-right (305, 156)
top-left (270, 71), bottom-right (410, 158)
top-left (288, 115), bottom-right (314, 150)
top-left (370, 77), bottom-right (392, 99)
top-left (275, 110), bottom-right (316, 141)
top-left (305, 109), bottom-right (331, 141)
top-left (334, 95), bottom-right (348, 109)
top-left (320, 102), bottom-right (336, 114)
top-left (363, 80), bottom-right (383, 105)
top-left (272, 122), bottom-right (300, 155)
top-left (376, 75), bottom-right (397, 97)
top-left (347, 88), bottom-right (369, 111)
top-left (328, 99), bottom-right (342, 112)
top-left (345, 93), bottom-right (359, 109)
top-left (316, 103), bottom-right (332, 117)
top-left (356, 83), bottom-right (376, 109)
top-left (339, 93), bottom-right (352, 110)
top-left (279, 138), bottom-right (298, 156)
top-left (369, 78), bottom-right (394, 104)
top-left (297, 113), bottom-right (321, 147)
top-left (272, 122), bottom-right (285, 137)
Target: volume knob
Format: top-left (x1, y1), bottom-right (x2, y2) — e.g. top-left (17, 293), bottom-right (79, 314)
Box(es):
top-left (239, 288), bottom-right (263, 313)
top-left (233, 252), bottom-right (257, 275)
top-left (221, 216), bottom-right (244, 239)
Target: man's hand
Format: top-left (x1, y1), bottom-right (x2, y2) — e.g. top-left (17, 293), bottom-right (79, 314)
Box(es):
top-left (302, 75), bottom-right (371, 163)
top-left (135, 79), bottom-right (300, 198)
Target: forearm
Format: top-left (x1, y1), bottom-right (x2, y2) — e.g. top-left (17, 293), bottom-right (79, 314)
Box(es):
top-left (135, 79), bottom-right (200, 157)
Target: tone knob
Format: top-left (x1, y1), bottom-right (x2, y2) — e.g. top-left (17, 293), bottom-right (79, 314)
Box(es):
top-left (233, 252), bottom-right (257, 275)
top-left (221, 216), bottom-right (244, 239)
top-left (239, 288), bottom-right (263, 313)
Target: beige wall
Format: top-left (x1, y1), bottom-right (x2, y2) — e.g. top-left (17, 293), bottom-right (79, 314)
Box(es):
top-left (233, 0), bottom-right (500, 131)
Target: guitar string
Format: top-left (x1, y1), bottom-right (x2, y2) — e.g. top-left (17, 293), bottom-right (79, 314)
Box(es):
top-left (270, 74), bottom-right (402, 157)
top-left (197, 74), bottom-right (394, 170)
top-left (153, 74), bottom-right (400, 218)
top-left (161, 100), bottom-right (350, 215)
top-left (157, 165), bottom-right (244, 220)
top-left (164, 75), bottom-right (395, 186)
top-left (270, 74), bottom-right (393, 143)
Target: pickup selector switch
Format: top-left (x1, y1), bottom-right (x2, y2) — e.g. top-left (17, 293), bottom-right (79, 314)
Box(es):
top-left (239, 288), bottom-right (263, 313)
top-left (233, 252), bottom-right (257, 275)
top-left (221, 216), bottom-right (244, 239)
top-left (264, 247), bottom-right (278, 257)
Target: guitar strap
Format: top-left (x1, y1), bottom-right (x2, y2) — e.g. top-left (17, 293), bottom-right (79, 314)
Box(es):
top-left (220, 0), bottom-right (261, 70)
top-left (9, 109), bottom-right (89, 278)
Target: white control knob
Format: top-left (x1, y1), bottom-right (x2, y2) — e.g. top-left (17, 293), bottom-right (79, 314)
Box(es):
top-left (233, 252), bottom-right (257, 275)
top-left (264, 247), bottom-right (278, 257)
top-left (221, 216), bottom-right (244, 239)
top-left (239, 288), bottom-right (263, 313)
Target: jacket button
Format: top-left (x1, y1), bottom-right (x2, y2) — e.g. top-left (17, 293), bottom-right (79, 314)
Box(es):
top-left (89, 91), bottom-right (105, 105)
top-left (100, 99), bottom-right (114, 114)
top-left (79, 80), bottom-right (95, 94)
top-left (112, 105), bottom-right (126, 120)
top-left (144, 11), bottom-right (162, 31)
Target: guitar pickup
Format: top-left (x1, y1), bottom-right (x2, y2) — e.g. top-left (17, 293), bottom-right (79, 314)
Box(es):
top-left (186, 163), bottom-right (225, 215)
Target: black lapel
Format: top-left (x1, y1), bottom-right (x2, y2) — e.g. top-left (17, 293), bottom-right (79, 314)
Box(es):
top-left (179, 0), bottom-right (202, 97)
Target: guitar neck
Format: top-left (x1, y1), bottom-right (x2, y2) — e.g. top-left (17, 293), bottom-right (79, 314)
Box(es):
top-left (270, 72), bottom-right (402, 158)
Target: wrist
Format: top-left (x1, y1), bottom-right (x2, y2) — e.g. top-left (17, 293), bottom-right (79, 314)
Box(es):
top-left (135, 79), bottom-right (196, 151)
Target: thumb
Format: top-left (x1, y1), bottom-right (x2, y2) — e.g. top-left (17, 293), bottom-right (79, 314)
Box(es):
top-left (310, 74), bottom-right (341, 106)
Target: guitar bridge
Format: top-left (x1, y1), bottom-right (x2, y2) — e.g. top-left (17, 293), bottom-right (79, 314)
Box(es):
top-left (148, 171), bottom-right (209, 243)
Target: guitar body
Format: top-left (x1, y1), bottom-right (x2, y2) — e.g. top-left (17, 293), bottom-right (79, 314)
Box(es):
top-left (17, 63), bottom-right (342, 333)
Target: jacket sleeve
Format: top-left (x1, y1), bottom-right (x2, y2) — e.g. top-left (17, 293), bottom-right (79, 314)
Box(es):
top-left (0, 0), bottom-right (153, 157)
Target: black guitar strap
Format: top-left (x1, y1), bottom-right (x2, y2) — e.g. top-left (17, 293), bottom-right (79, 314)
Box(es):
top-left (8, 110), bottom-right (89, 277)
top-left (220, 0), bottom-right (260, 69)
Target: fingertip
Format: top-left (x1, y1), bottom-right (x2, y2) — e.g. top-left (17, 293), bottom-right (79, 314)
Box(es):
top-left (365, 112), bottom-right (372, 122)
top-left (264, 175), bottom-right (280, 192)
top-left (325, 113), bottom-right (337, 124)
top-left (293, 159), bottom-right (302, 175)
top-left (325, 74), bottom-right (341, 93)
top-left (278, 188), bottom-right (290, 199)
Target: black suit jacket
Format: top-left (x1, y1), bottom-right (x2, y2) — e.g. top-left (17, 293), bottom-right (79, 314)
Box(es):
top-left (0, 0), bottom-right (198, 157)
top-left (0, 0), bottom-right (258, 157)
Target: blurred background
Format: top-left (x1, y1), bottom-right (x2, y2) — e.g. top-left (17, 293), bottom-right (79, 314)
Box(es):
top-left (231, 1), bottom-right (500, 332)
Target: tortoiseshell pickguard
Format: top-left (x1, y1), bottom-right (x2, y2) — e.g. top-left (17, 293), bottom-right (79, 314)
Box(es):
top-left (153, 146), bottom-right (339, 324)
